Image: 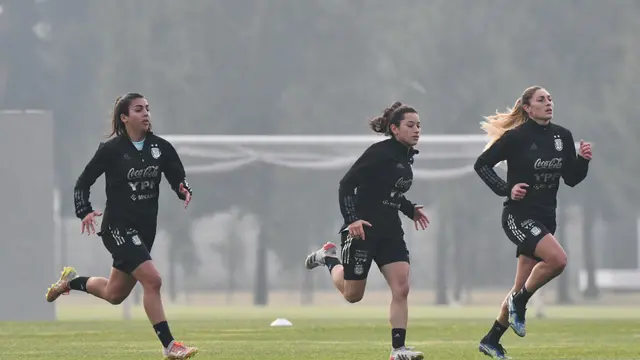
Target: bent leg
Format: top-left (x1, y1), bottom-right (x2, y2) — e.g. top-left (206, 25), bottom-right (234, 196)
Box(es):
top-left (73, 267), bottom-right (137, 305)
top-left (479, 255), bottom-right (538, 358)
top-left (47, 266), bottom-right (136, 305)
top-left (340, 234), bottom-right (373, 303)
top-left (341, 277), bottom-right (367, 303)
top-left (304, 233), bottom-right (374, 304)
top-left (507, 235), bottom-right (566, 338)
top-left (524, 234), bottom-right (567, 292)
top-left (498, 255), bottom-right (538, 325)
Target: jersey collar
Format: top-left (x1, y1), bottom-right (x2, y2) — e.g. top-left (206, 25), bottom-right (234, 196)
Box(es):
top-left (525, 118), bottom-right (551, 131)
top-left (389, 137), bottom-right (419, 157)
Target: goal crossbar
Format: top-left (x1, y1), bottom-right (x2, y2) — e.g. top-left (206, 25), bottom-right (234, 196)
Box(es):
top-left (161, 134), bottom-right (580, 179)
top-left (162, 134), bottom-right (490, 146)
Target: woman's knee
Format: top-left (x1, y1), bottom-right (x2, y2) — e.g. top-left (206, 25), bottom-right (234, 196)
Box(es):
top-left (103, 283), bottom-right (134, 305)
top-left (106, 293), bottom-right (128, 305)
top-left (535, 235), bottom-right (568, 273)
top-left (343, 290), bottom-right (364, 303)
top-left (141, 274), bottom-right (162, 292)
top-left (543, 243), bottom-right (568, 273)
top-left (343, 280), bottom-right (366, 303)
top-left (548, 251), bottom-right (567, 273)
top-left (103, 268), bottom-right (136, 305)
top-left (391, 281), bottom-right (410, 300)
top-left (380, 261), bottom-right (411, 300)
top-left (132, 261), bottom-right (163, 292)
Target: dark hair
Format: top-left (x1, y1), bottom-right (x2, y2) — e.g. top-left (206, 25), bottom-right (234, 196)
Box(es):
top-left (369, 101), bottom-right (418, 137)
top-left (108, 92), bottom-right (147, 138)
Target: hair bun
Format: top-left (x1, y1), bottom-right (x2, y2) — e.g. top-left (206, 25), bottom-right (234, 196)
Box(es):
top-left (383, 101), bottom-right (403, 120)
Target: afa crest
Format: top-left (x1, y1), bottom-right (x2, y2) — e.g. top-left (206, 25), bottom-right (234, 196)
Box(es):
top-left (354, 264), bottom-right (364, 275)
top-left (531, 226), bottom-right (541, 236)
top-left (553, 135), bottom-right (563, 151)
top-left (132, 235), bottom-right (142, 246)
top-left (150, 145), bottom-right (161, 159)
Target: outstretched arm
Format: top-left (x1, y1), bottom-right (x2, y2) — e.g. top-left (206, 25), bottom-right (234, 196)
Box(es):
top-left (398, 195), bottom-right (416, 219)
top-left (74, 143), bottom-right (108, 219)
top-left (162, 141), bottom-right (193, 200)
top-left (338, 147), bottom-right (378, 225)
top-left (473, 131), bottom-right (515, 197)
top-left (562, 132), bottom-right (590, 187)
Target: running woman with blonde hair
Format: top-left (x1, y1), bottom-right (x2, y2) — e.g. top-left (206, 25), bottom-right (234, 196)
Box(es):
top-left (473, 86), bottom-right (592, 358)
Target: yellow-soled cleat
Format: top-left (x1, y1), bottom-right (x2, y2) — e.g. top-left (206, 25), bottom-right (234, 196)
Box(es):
top-left (45, 266), bottom-right (78, 303)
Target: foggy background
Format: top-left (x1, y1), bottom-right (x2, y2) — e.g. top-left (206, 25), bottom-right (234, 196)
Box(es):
top-left (1, 0), bottom-right (638, 320)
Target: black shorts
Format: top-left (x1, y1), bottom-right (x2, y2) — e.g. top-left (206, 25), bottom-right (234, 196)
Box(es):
top-left (339, 230), bottom-right (410, 281)
top-left (99, 226), bottom-right (156, 274)
top-left (501, 206), bottom-right (556, 259)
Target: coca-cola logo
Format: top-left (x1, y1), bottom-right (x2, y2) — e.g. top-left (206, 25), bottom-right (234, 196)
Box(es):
top-left (127, 165), bottom-right (160, 180)
top-left (394, 177), bottom-right (413, 192)
top-left (534, 158), bottom-right (563, 170)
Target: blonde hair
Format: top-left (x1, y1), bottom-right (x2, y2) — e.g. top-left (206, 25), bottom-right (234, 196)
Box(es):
top-left (480, 86), bottom-right (541, 150)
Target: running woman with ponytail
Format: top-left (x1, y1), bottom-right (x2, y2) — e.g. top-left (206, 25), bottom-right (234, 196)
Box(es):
top-left (304, 101), bottom-right (429, 360)
top-left (45, 93), bottom-right (198, 359)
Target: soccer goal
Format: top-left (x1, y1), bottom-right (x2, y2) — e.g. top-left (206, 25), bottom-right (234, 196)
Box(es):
top-left (117, 133), bottom-right (581, 318)
top-left (157, 134), bottom-right (585, 311)
top-left (161, 133), bottom-right (581, 177)
top-left (115, 134), bottom-right (498, 318)
top-left (162, 134), bottom-right (498, 179)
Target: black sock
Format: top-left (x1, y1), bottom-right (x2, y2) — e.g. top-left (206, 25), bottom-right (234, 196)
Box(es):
top-left (514, 285), bottom-right (534, 304)
top-left (324, 257), bottom-right (341, 274)
top-left (392, 328), bottom-right (406, 349)
top-left (483, 320), bottom-right (508, 343)
top-left (153, 321), bottom-right (175, 348)
top-left (68, 277), bottom-right (89, 293)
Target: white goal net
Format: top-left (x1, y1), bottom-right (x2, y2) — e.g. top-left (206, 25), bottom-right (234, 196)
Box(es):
top-left (163, 134), bottom-right (500, 180)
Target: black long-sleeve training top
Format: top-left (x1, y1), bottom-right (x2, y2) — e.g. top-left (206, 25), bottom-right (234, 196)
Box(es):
top-left (338, 137), bottom-right (419, 236)
top-left (74, 132), bottom-right (192, 233)
top-left (474, 119), bottom-right (589, 218)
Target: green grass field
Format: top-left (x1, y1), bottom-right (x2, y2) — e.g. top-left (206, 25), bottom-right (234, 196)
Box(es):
top-left (3, 305), bottom-right (640, 359)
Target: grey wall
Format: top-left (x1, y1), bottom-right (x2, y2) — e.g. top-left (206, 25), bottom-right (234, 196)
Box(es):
top-left (0, 111), bottom-right (55, 321)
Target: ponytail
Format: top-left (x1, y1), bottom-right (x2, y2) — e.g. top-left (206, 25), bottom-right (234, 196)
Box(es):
top-left (106, 93), bottom-right (144, 138)
top-left (107, 96), bottom-right (125, 138)
top-left (480, 86), bottom-right (542, 150)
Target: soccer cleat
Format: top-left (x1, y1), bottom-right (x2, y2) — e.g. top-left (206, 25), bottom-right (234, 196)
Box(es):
top-left (45, 266), bottom-right (78, 303)
top-left (304, 242), bottom-right (338, 270)
top-left (507, 292), bottom-right (527, 337)
top-left (163, 341), bottom-right (198, 359)
top-left (479, 340), bottom-right (510, 359)
top-left (389, 346), bottom-right (424, 360)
